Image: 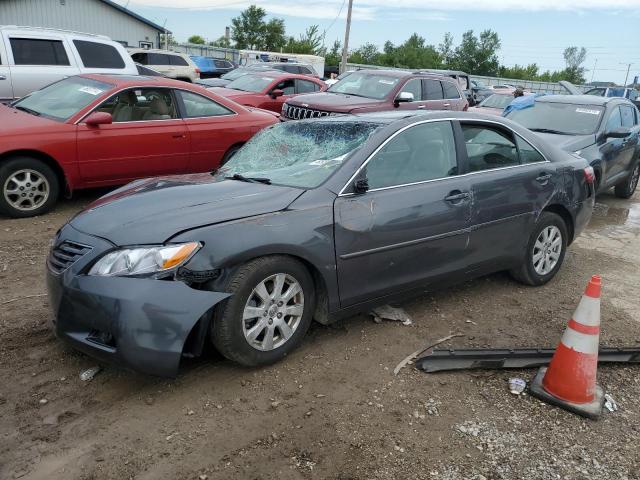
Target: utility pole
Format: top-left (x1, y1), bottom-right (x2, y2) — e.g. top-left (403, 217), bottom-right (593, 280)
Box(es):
top-left (590, 59), bottom-right (597, 83)
top-left (621, 63), bottom-right (632, 86)
top-left (340, 0), bottom-right (354, 74)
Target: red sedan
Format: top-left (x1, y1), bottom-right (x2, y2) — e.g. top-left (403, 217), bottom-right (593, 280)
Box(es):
top-left (0, 74), bottom-right (279, 218)
top-left (210, 71), bottom-right (326, 113)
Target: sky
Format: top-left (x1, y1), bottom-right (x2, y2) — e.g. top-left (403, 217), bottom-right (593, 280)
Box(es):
top-left (118, 0), bottom-right (640, 84)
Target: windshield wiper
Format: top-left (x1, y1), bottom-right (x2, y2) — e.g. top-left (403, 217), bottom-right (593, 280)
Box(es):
top-left (226, 173), bottom-right (271, 184)
top-left (14, 105), bottom-right (41, 116)
top-left (529, 128), bottom-right (571, 135)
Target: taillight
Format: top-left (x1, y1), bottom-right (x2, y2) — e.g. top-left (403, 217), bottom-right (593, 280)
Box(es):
top-left (195, 68), bottom-right (201, 74)
top-left (583, 166), bottom-right (595, 184)
top-left (463, 103), bottom-right (469, 112)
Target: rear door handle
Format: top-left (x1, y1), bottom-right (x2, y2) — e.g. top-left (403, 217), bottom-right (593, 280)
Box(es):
top-left (172, 134), bottom-right (186, 139)
top-left (536, 173), bottom-right (552, 184)
top-left (443, 103), bottom-right (451, 108)
top-left (417, 105), bottom-right (426, 109)
top-left (444, 191), bottom-right (470, 203)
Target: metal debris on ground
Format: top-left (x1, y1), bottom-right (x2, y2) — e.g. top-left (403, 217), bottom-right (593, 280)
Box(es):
top-left (371, 305), bottom-right (412, 326)
top-left (604, 394), bottom-right (619, 412)
top-left (508, 378), bottom-right (527, 395)
top-left (79, 366), bottom-right (102, 382)
top-left (393, 333), bottom-right (465, 376)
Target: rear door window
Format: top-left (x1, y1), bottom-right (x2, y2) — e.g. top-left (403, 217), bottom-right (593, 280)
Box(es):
top-left (10, 38), bottom-right (70, 66)
top-left (177, 90), bottom-right (235, 118)
top-left (423, 79), bottom-right (443, 100)
top-left (605, 107), bottom-right (623, 131)
top-left (442, 81), bottom-right (460, 100)
top-left (147, 53), bottom-right (169, 65)
top-left (73, 40), bottom-right (125, 69)
top-left (131, 52), bottom-right (147, 64)
top-left (461, 124), bottom-right (519, 171)
top-left (274, 79), bottom-right (296, 95)
top-left (169, 55), bottom-right (189, 66)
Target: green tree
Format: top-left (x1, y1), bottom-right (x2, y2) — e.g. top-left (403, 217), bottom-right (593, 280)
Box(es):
top-left (438, 32), bottom-right (455, 68)
top-left (451, 30), bottom-right (501, 76)
top-left (349, 42), bottom-right (380, 65)
top-left (285, 25), bottom-right (324, 54)
top-left (325, 39), bottom-right (342, 66)
top-left (378, 34), bottom-right (441, 69)
top-left (209, 36), bottom-right (231, 48)
top-left (498, 63), bottom-right (540, 80)
top-left (230, 5), bottom-right (286, 50)
top-left (562, 46), bottom-right (587, 84)
top-left (187, 35), bottom-right (205, 45)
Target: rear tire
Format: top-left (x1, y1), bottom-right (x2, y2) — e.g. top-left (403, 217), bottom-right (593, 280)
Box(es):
top-left (211, 256), bottom-right (315, 366)
top-left (0, 157), bottom-right (59, 218)
top-left (614, 163), bottom-right (640, 199)
top-left (510, 212), bottom-right (568, 286)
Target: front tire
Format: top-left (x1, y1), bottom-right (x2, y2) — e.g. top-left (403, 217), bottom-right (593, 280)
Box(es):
top-left (211, 256), bottom-right (315, 366)
top-left (510, 212), bottom-right (568, 286)
top-left (614, 163), bottom-right (640, 199)
top-left (0, 157), bottom-right (59, 218)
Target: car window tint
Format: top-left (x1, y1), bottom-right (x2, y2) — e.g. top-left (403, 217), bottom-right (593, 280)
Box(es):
top-left (423, 79), bottom-right (443, 100)
top-left (366, 121), bottom-right (458, 189)
top-left (275, 79), bottom-right (295, 95)
top-left (73, 40), bottom-right (125, 69)
top-left (97, 88), bottom-right (178, 122)
top-left (620, 106), bottom-right (635, 127)
top-left (585, 88), bottom-right (605, 96)
top-left (296, 79), bottom-right (319, 93)
top-left (442, 81), bottom-right (460, 100)
top-left (462, 125), bottom-right (519, 171)
top-left (169, 55), bottom-right (189, 66)
top-left (300, 66), bottom-right (313, 75)
top-left (516, 135), bottom-right (546, 164)
top-left (10, 38), bottom-right (70, 66)
top-left (282, 65), bottom-right (298, 74)
top-left (146, 53), bottom-right (169, 65)
top-left (178, 90), bottom-right (234, 118)
top-left (605, 107), bottom-right (622, 131)
top-left (131, 52), bottom-right (147, 64)
top-left (401, 79), bottom-right (422, 101)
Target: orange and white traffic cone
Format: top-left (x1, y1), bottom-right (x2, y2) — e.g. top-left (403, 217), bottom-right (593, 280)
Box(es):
top-left (529, 275), bottom-right (605, 419)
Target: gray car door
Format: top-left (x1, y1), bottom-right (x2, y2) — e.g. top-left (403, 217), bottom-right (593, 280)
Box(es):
top-left (459, 121), bottom-right (556, 271)
top-left (0, 35), bottom-right (12, 102)
top-left (600, 106), bottom-right (634, 183)
top-left (334, 120), bottom-right (472, 307)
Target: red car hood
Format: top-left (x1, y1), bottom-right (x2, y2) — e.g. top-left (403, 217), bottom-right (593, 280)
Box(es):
top-left (0, 103), bottom-right (63, 135)
top-left (211, 87), bottom-right (258, 100)
top-left (285, 92), bottom-right (383, 113)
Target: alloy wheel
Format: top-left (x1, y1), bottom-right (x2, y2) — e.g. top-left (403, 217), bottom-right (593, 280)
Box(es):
top-left (630, 165), bottom-right (640, 193)
top-left (3, 169), bottom-right (50, 212)
top-left (242, 273), bottom-right (304, 351)
top-left (532, 225), bottom-right (562, 276)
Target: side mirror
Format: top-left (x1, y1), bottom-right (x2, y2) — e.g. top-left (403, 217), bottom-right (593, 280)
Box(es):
top-left (270, 89), bottom-right (284, 99)
top-left (605, 127), bottom-right (631, 139)
top-left (394, 91), bottom-right (414, 105)
top-left (85, 111), bottom-right (113, 126)
top-left (353, 178), bottom-right (369, 194)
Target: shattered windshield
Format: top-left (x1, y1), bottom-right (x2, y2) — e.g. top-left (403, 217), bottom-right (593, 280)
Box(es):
top-left (217, 121), bottom-right (381, 188)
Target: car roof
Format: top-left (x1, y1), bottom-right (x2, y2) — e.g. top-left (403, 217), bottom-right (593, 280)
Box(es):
top-left (535, 94), bottom-right (619, 106)
top-left (238, 71), bottom-right (321, 81)
top-left (302, 110), bottom-right (505, 125)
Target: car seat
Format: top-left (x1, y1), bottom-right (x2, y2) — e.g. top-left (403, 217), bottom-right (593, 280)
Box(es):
top-left (143, 97), bottom-right (172, 120)
top-left (112, 91), bottom-right (137, 122)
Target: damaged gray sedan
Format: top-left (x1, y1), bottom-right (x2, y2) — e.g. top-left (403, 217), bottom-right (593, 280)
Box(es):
top-left (46, 111), bottom-right (594, 376)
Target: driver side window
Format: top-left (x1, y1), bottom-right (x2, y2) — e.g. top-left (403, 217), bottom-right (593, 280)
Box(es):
top-left (274, 79), bottom-right (295, 95)
top-left (365, 121), bottom-right (458, 190)
top-left (401, 79), bottom-right (422, 101)
top-left (605, 107), bottom-right (622, 131)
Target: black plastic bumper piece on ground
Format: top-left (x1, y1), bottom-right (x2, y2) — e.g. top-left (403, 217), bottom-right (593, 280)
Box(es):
top-left (415, 347), bottom-right (640, 373)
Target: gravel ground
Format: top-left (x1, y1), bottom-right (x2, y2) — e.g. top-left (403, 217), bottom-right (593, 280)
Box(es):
top-left (0, 189), bottom-right (639, 480)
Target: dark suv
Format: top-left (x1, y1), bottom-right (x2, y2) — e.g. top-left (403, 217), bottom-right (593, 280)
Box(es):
top-left (281, 69), bottom-right (468, 119)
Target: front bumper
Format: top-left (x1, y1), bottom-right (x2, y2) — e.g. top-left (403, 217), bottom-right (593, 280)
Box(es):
top-left (46, 224), bottom-right (229, 377)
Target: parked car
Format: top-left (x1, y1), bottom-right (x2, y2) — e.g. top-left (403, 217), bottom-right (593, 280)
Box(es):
top-left (0, 26), bottom-right (137, 102)
top-left (197, 65), bottom-right (279, 88)
top-left (210, 71), bottom-right (326, 113)
top-left (469, 92), bottom-right (530, 116)
top-left (281, 70), bottom-right (468, 120)
top-left (505, 95), bottom-right (640, 198)
top-left (190, 56), bottom-right (235, 79)
top-left (470, 79), bottom-right (494, 104)
top-left (254, 61), bottom-right (318, 77)
top-left (129, 49), bottom-right (200, 82)
top-left (46, 111), bottom-right (594, 376)
top-left (585, 86), bottom-right (640, 108)
top-left (0, 74), bottom-right (279, 218)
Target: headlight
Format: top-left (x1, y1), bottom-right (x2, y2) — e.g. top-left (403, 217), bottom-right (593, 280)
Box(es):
top-left (88, 242), bottom-right (200, 277)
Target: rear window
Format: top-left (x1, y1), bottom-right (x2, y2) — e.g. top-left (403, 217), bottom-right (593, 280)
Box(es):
top-left (73, 40), bottom-right (125, 69)
top-left (10, 38), bottom-right (70, 66)
top-left (507, 102), bottom-right (605, 135)
top-left (442, 81), bottom-right (460, 100)
top-left (214, 59), bottom-right (231, 68)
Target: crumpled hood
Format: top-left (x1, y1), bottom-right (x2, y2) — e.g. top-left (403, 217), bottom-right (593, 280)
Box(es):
top-left (71, 173), bottom-right (303, 245)
top-left (532, 133), bottom-right (597, 152)
top-left (285, 92), bottom-right (383, 113)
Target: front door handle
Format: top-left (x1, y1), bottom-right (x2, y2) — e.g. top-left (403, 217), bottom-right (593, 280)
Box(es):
top-left (443, 103), bottom-right (451, 108)
top-left (536, 173), bottom-right (552, 184)
top-left (444, 190), bottom-right (470, 203)
top-left (172, 134), bottom-right (186, 139)
top-left (0, 75), bottom-right (6, 80)
top-left (417, 105), bottom-right (426, 109)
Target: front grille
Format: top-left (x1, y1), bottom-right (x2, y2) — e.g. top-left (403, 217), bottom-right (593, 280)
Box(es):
top-left (283, 104), bottom-right (332, 120)
top-left (48, 241), bottom-right (92, 274)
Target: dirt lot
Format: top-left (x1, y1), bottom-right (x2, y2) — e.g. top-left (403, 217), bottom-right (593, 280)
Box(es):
top-left (1, 189), bottom-right (639, 480)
